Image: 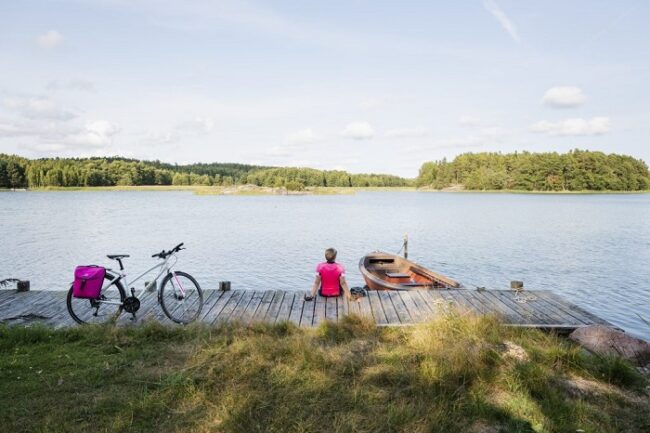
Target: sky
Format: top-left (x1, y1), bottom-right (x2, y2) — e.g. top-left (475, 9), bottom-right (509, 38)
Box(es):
top-left (0, 0), bottom-right (649, 177)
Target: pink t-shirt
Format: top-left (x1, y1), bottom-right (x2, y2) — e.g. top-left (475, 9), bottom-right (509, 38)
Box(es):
top-left (316, 262), bottom-right (345, 296)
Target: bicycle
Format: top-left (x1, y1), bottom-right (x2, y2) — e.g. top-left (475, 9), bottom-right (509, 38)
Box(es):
top-left (66, 243), bottom-right (204, 325)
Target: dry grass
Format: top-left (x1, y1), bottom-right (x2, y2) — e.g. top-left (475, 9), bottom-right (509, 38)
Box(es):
top-left (1, 313), bottom-right (648, 432)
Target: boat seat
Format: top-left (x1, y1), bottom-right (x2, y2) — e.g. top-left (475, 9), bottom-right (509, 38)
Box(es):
top-left (386, 272), bottom-right (411, 278)
top-left (107, 254), bottom-right (130, 260)
top-left (400, 282), bottom-right (433, 287)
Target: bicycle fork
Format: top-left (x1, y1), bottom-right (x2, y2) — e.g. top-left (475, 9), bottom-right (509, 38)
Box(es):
top-left (171, 272), bottom-right (187, 300)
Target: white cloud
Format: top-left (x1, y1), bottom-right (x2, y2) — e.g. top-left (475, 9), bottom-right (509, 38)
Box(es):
top-left (359, 98), bottom-right (381, 110)
top-left (47, 79), bottom-right (96, 92)
top-left (3, 96), bottom-right (76, 121)
top-left (139, 117), bottom-right (214, 147)
top-left (542, 86), bottom-right (586, 108)
top-left (267, 146), bottom-right (291, 157)
top-left (358, 95), bottom-right (415, 111)
top-left (176, 117), bottom-right (214, 134)
top-left (0, 116), bottom-right (120, 152)
top-left (479, 126), bottom-right (509, 139)
top-left (385, 126), bottom-right (430, 138)
top-left (36, 30), bottom-right (64, 48)
top-left (409, 135), bottom-right (484, 152)
top-left (483, 0), bottom-right (521, 44)
top-left (530, 117), bottom-right (610, 136)
top-left (285, 128), bottom-right (319, 145)
top-left (288, 160), bottom-right (317, 168)
top-left (0, 120), bottom-right (37, 137)
top-left (458, 115), bottom-right (481, 127)
top-left (142, 130), bottom-right (179, 145)
top-left (342, 122), bottom-right (374, 140)
top-left (265, 128), bottom-right (321, 158)
top-left (64, 120), bottom-right (120, 147)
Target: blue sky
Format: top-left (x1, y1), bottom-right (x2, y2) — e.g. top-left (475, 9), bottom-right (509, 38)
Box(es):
top-left (1, 0), bottom-right (648, 177)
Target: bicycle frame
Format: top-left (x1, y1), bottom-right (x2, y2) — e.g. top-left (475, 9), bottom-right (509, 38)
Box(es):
top-left (99, 253), bottom-right (181, 305)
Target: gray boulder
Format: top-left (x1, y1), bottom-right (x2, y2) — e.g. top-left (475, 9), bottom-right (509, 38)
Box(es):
top-left (569, 325), bottom-right (650, 367)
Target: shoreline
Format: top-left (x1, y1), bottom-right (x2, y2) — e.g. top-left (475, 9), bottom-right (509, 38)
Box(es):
top-left (1, 185), bottom-right (649, 195)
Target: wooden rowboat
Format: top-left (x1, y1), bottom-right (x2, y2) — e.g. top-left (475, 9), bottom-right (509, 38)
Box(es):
top-left (359, 251), bottom-right (461, 290)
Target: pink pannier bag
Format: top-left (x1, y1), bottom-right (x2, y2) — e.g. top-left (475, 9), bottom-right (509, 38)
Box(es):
top-left (72, 266), bottom-right (106, 299)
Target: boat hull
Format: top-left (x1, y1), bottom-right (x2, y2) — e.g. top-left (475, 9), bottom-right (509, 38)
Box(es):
top-left (359, 252), bottom-right (461, 291)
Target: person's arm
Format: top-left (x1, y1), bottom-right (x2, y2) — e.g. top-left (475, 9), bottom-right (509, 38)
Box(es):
top-left (306, 275), bottom-right (320, 301)
top-left (339, 275), bottom-right (352, 300)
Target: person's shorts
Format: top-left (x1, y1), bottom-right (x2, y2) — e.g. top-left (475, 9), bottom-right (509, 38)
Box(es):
top-left (318, 287), bottom-right (342, 297)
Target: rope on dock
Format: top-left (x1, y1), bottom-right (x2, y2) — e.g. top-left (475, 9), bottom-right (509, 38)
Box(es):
top-left (512, 286), bottom-right (537, 304)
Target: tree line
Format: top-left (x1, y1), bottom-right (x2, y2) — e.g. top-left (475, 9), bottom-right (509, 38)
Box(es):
top-left (0, 155), bottom-right (409, 190)
top-left (3, 150), bottom-right (647, 191)
top-left (416, 150), bottom-right (650, 191)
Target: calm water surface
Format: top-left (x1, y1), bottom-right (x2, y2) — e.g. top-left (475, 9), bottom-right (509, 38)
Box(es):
top-left (1, 191), bottom-right (649, 339)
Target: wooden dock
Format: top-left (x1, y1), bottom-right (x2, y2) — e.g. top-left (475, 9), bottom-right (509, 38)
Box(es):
top-left (0, 288), bottom-right (616, 332)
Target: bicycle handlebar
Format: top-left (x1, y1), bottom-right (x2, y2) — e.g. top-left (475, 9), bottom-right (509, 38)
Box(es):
top-left (152, 242), bottom-right (185, 259)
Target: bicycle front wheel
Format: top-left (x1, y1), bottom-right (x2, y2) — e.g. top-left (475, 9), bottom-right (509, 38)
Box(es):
top-left (159, 271), bottom-right (203, 324)
top-left (66, 273), bottom-right (126, 325)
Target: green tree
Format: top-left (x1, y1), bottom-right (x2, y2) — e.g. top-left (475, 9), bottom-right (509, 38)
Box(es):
top-left (7, 161), bottom-right (26, 188)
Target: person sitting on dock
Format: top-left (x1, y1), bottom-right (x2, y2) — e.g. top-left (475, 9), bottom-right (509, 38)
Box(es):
top-left (305, 248), bottom-right (351, 301)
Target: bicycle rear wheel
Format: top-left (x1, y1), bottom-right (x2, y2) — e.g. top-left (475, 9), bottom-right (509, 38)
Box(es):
top-left (159, 271), bottom-right (203, 324)
top-left (66, 274), bottom-right (126, 325)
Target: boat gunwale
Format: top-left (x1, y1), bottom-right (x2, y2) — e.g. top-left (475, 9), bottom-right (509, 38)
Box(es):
top-left (359, 251), bottom-right (461, 290)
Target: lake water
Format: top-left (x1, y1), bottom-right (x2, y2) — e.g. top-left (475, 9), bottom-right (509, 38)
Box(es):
top-left (1, 191), bottom-right (649, 339)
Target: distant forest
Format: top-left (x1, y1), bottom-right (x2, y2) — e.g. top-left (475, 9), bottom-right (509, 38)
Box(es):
top-left (1, 150), bottom-right (648, 191)
top-left (417, 150), bottom-right (650, 191)
top-left (0, 155), bottom-right (409, 190)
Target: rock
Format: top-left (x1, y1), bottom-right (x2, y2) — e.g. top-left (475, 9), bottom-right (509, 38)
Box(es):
top-left (569, 325), bottom-right (650, 367)
top-left (499, 340), bottom-right (529, 362)
top-left (468, 421), bottom-right (501, 433)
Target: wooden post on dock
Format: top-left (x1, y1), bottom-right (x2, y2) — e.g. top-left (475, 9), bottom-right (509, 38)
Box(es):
top-left (17, 280), bottom-right (30, 292)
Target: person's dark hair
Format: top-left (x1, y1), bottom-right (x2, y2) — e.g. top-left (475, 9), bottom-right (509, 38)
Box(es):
top-left (324, 248), bottom-right (337, 263)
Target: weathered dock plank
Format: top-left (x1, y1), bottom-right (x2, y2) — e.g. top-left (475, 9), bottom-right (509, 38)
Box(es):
top-left (400, 291), bottom-right (428, 322)
top-left (213, 290), bottom-right (244, 323)
top-left (203, 290), bottom-right (234, 324)
top-left (411, 290), bottom-right (435, 317)
top-left (229, 290), bottom-right (255, 322)
top-left (276, 292), bottom-right (294, 323)
top-left (366, 290), bottom-right (387, 324)
top-left (357, 293), bottom-right (373, 319)
top-left (325, 298), bottom-right (338, 322)
top-left (0, 288), bottom-right (616, 332)
top-left (300, 297), bottom-right (315, 327)
top-left (288, 294), bottom-right (304, 325)
top-left (537, 291), bottom-right (613, 326)
top-left (455, 290), bottom-right (487, 314)
top-left (241, 290), bottom-right (264, 324)
top-left (265, 290), bottom-right (285, 323)
top-left (337, 296), bottom-right (348, 321)
top-left (197, 290), bottom-right (225, 321)
top-left (387, 291), bottom-right (412, 324)
top-left (312, 294), bottom-right (327, 326)
top-left (251, 290), bottom-right (275, 323)
top-left (492, 290), bottom-right (552, 324)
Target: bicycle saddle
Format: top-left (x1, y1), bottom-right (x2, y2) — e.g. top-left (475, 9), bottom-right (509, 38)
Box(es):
top-left (107, 254), bottom-right (130, 260)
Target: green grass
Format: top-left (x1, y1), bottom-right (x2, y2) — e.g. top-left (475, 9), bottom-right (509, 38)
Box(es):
top-left (1, 314), bottom-right (648, 433)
